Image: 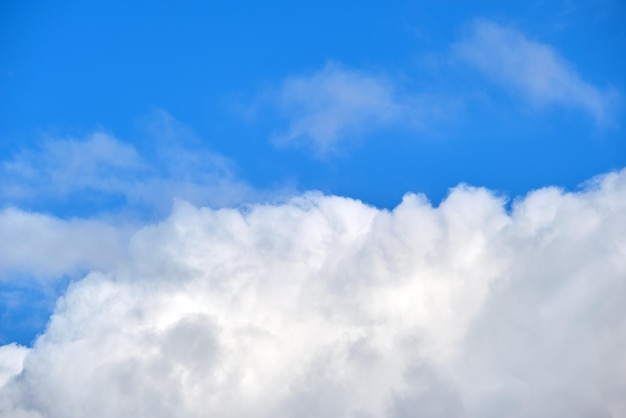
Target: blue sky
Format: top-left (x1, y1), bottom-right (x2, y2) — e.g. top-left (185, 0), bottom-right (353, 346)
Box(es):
top-left (0, 2), bottom-right (625, 413)
top-left (2, 1), bottom-right (624, 214)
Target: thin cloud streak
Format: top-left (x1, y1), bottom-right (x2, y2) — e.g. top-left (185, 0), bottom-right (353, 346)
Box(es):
top-left (454, 19), bottom-right (619, 124)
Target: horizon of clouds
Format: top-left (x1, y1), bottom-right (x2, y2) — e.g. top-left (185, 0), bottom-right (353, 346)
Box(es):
top-left (454, 19), bottom-right (620, 125)
top-left (0, 166), bottom-right (624, 417)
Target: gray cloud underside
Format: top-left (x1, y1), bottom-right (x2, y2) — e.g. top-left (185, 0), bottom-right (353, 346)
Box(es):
top-left (1, 168), bottom-right (625, 418)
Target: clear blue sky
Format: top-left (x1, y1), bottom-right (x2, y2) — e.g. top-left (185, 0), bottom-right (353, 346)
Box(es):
top-left (1, 0), bottom-right (625, 345)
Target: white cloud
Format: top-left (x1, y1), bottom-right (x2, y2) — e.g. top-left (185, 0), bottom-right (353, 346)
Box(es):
top-left (0, 111), bottom-right (257, 215)
top-left (1, 167), bottom-right (625, 417)
top-left (0, 208), bottom-right (132, 281)
top-left (268, 63), bottom-right (441, 154)
top-left (454, 19), bottom-right (619, 124)
top-left (1, 132), bottom-right (143, 200)
top-left (0, 344), bottom-right (28, 389)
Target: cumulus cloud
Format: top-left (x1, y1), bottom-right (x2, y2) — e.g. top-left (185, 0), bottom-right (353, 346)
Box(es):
top-left (0, 345), bottom-right (28, 388)
top-left (267, 63), bottom-right (441, 154)
top-left (0, 111), bottom-right (255, 216)
top-left (0, 208), bottom-right (133, 346)
top-left (0, 168), bottom-right (625, 417)
top-left (454, 19), bottom-right (619, 124)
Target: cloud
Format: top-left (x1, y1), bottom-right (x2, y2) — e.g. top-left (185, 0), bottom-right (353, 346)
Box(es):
top-left (0, 112), bottom-right (296, 348)
top-left (0, 111), bottom-right (256, 216)
top-left (1, 167), bottom-right (625, 417)
top-left (0, 208), bottom-right (132, 281)
top-left (1, 132), bottom-right (143, 200)
top-left (0, 208), bottom-right (133, 346)
top-left (0, 344), bottom-right (27, 389)
top-left (266, 63), bottom-right (442, 154)
top-left (454, 19), bottom-right (619, 124)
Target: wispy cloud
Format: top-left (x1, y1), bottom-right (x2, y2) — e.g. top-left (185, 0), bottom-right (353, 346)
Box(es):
top-left (265, 63), bottom-right (445, 154)
top-left (0, 111), bottom-right (256, 216)
top-left (454, 19), bottom-right (619, 124)
top-left (2, 132), bottom-right (144, 200)
top-left (1, 168), bottom-right (625, 417)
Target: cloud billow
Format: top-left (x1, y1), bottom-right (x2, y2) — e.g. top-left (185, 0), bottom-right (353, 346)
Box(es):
top-left (0, 168), bottom-right (625, 417)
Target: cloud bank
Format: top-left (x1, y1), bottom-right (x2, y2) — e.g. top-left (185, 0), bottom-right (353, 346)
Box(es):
top-left (0, 167), bottom-right (624, 417)
top-left (455, 19), bottom-right (618, 124)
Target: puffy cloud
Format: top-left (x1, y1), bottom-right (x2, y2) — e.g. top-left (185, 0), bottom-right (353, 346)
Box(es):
top-left (454, 19), bottom-right (619, 124)
top-left (267, 63), bottom-right (442, 154)
top-left (0, 208), bottom-right (133, 345)
top-left (0, 168), bottom-right (625, 417)
top-left (0, 344), bottom-right (28, 388)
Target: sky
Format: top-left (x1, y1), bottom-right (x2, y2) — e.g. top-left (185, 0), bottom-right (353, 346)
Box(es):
top-left (1, 1), bottom-right (625, 417)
